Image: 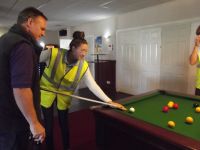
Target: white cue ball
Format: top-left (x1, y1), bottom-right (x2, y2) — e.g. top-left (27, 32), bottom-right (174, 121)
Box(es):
top-left (129, 107), bottom-right (135, 112)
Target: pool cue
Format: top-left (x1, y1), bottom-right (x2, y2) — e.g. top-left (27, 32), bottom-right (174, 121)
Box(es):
top-left (40, 88), bottom-right (116, 107)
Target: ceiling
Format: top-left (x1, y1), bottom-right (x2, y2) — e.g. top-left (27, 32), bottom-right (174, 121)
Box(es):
top-left (0, 0), bottom-right (173, 30)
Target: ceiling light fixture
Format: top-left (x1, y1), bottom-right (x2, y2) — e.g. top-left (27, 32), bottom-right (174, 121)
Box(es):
top-left (99, 0), bottom-right (113, 9)
top-left (37, 0), bottom-right (51, 9)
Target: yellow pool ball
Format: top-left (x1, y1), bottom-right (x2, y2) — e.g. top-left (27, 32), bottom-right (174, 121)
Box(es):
top-left (195, 107), bottom-right (200, 113)
top-left (168, 121), bottom-right (175, 128)
top-left (185, 117), bottom-right (194, 124)
top-left (167, 101), bottom-right (174, 108)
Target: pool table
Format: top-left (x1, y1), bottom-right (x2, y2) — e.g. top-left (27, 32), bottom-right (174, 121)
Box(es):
top-left (91, 90), bottom-right (200, 150)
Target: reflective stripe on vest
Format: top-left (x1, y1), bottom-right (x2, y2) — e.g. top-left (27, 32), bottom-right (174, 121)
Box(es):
top-left (51, 48), bottom-right (62, 79)
top-left (40, 48), bottom-right (86, 90)
top-left (42, 59), bottom-right (84, 91)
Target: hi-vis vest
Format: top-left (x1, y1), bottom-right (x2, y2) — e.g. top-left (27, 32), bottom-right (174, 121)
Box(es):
top-left (196, 50), bottom-right (200, 89)
top-left (40, 48), bottom-right (88, 109)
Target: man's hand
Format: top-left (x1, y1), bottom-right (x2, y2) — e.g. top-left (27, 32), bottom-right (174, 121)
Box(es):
top-left (30, 121), bottom-right (46, 143)
top-left (108, 101), bottom-right (127, 111)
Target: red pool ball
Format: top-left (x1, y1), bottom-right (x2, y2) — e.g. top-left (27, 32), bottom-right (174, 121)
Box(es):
top-left (173, 103), bottom-right (179, 109)
top-left (162, 106), bottom-right (169, 112)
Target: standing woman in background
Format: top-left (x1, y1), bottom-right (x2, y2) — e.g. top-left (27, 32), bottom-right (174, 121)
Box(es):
top-left (39, 31), bottom-right (126, 150)
top-left (190, 25), bottom-right (200, 95)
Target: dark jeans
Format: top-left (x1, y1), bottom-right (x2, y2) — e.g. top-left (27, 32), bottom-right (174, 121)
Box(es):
top-left (195, 88), bottom-right (200, 96)
top-left (42, 105), bottom-right (69, 150)
top-left (0, 130), bottom-right (41, 150)
top-left (0, 130), bottom-right (29, 150)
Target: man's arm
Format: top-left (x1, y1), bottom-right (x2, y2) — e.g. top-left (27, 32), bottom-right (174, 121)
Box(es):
top-left (13, 88), bottom-right (45, 142)
top-left (10, 43), bottom-right (45, 142)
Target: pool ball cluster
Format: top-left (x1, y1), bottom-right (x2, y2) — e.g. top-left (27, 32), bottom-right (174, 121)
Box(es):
top-left (162, 101), bottom-right (178, 113)
top-left (168, 117), bottom-right (194, 128)
top-left (167, 102), bottom-right (200, 128)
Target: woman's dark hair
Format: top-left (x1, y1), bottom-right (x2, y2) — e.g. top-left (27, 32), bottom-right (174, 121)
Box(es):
top-left (73, 31), bottom-right (85, 39)
top-left (196, 25), bottom-right (200, 35)
top-left (17, 7), bottom-right (48, 24)
top-left (69, 31), bottom-right (87, 50)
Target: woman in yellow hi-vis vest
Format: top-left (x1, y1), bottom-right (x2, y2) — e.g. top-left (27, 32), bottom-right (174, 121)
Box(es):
top-left (40, 31), bottom-right (126, 150)
top-left (190, 25), bottom-right (200, 95)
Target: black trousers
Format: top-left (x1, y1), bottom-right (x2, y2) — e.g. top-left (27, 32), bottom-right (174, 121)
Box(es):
top-left (195, 88), bottom-right (200, 96)
top-left (0, 129), bottom-right (40, 150)
top-left (0, 130), bottom-right (29, 150)
top-left (42, 105), bottom-right (69, 150)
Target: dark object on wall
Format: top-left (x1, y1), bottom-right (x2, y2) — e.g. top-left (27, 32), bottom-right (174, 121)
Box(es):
top-left (95, 60), bottom-right (116, 96)
top-left (59, 29), bottom-right (67, 36)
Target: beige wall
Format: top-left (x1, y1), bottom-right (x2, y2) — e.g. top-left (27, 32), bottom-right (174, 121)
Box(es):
top-left (0, 27), bottom-right (8, 36)
top-left (72, 17), bottom-right (116, 59)
top-left (117, 0), bottom-right (200, 29)
top-left (43, 30), bottom-right (59, 45)
top-left (72, 0), bottom-right (200, 59)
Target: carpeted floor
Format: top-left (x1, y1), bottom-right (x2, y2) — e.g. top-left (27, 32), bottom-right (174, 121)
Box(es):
top-left (52, 109), bottom-right (96, 150)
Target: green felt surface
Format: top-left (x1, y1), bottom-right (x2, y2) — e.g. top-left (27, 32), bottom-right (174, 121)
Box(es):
top-left (117, 92), bottom-right (200, 141)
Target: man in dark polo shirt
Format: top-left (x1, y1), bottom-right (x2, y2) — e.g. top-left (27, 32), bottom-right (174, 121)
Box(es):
top-left (0, 7), bottom-right (47, 150)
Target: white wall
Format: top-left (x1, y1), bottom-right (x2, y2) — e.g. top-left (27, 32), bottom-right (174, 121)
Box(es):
top-left (73, 0), bottom-right (200, 60)
top-left (73, 0), bottom-right (200, 32)
top-left (71, 0), bottom-right (200, 94)
top-left (41, 30), bottom-right (59, 45)
top-left (0, 27), bottom-right (8, 36)
top-left (117, 0), bottom-right (200, 29)
top-left (72, 17), bottom-right (117, 60)
top-left (72, 17), bottom-right (116, 38)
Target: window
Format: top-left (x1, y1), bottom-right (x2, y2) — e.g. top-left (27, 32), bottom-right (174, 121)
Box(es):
top-left (60, 38), bottom-right (72, 49)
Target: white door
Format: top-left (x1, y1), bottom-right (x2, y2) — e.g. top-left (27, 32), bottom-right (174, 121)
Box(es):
top-left (160, 23), bottom-right (190, 93)
top-left (116, 28), bottom-right (161, 94)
